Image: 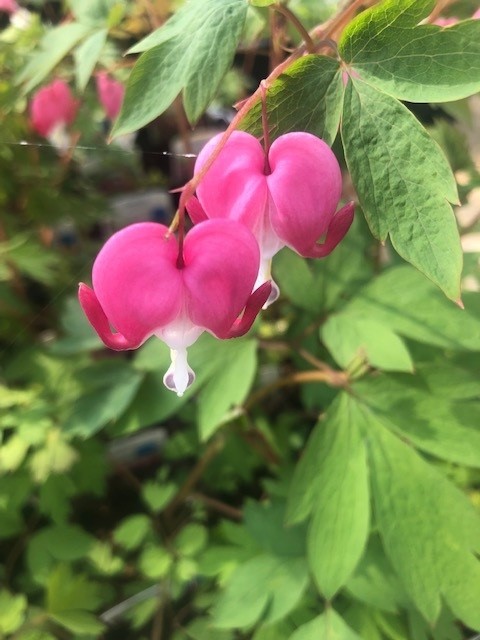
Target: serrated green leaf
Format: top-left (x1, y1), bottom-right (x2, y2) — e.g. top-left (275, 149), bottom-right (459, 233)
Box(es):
top-left (290, 609), bottom-right (362, 640)
top-left (339, 0), bottom-right (480, 102)
top-left (354, 374), bottom-right (480, 467)
top-left (242, 55), bottom-right (343, 145)
top-left (350, 395), bottom-right (480, 626)
top-left (290, 394), bottom-right (370, 598)
top-left (322, 314), bottom-right (413, 372)
top-left (345, 266), bottom-right (480, 350)
top-left (19, 23), bottom-right (92, 92)
top-left (113, 0), bottom-right (248, 134)
top-left (30, 432), bottom-right (78, 483)
top-left (38, 474), bottom-right (75, 523)
top-left (74, 29), bottom-right (107, 91)
top-left (88, 541), bottom-right (124, 575)
top-left (46, 564), bottom-right (103, 614)
top-left (341, 78), bottom-right (462, 300)
top-left (213, 555), bottom-right (309, 629)
top-left (0, 435), bottom-right (29, 473)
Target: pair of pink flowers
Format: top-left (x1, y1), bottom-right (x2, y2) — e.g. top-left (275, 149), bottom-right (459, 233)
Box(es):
top-left (29, 74), bottom-right (124, 149)
top-left (80, 131), bottom-right (354, 396)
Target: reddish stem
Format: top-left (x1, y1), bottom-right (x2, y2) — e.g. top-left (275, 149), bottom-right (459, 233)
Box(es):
top-left (260, 81), bottom-right (271, 174)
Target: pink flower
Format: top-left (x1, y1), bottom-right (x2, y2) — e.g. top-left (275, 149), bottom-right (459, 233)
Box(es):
top-left (188, 131), bottom-right (354, 305)
top-left (79, 220), bottom-right (270, 396)
top-left (29, 80), bottom-right (78, 150)
top-left (0, 0), bottom-right (18, 13)
top-left (473, 9), bottom-right (480, 19)
top-left (434, 16), bottom-right (459, 27)
top-left (96, 71), bottom-right (124, 121)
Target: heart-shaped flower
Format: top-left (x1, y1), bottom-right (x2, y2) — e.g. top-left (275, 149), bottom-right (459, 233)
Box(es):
top-left (188, 131), bottom-right (354, 305)
top-left (30, 79), bottom-right (78, 151)
top-left (79, 219), bottom-right (270, 396)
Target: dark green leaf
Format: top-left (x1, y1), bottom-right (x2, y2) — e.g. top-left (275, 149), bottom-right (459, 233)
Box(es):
top-left (339, 0), bottom-right (480, 102)
top-left (74, 29), bottom-right (108, 91)
top-left (342, 78), bottom-right (461, 300)
top-left (242, 55), bottom-right (344, 145)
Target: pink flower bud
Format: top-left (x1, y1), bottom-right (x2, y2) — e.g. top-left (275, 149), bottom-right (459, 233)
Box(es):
top-left (96, 71), bottom-right (125, 121)
top-left (79, 220), bottom-right (270, 396)
top-left (434, 16), bottom-right (459, 27)
top-left (29, 80), bottom-right (78, 149)
top-left (0, 0), bottom-right (18, 14)
top-left (189, 131), bottom-right (354, 304)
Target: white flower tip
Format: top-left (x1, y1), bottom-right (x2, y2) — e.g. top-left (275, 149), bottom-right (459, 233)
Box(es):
top-left (163, 348), bottom-right (195, 396)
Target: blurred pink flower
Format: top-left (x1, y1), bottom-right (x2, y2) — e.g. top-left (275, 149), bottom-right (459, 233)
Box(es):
top-left (473, 9), bottom-right (480, 19)
top-left (188, 131), bottom-right (354, 305)
top-left (79, 220), bottom-right (270, 396)
top-left (29, 80), bottom-right (78, 149)
top-left (0, 0), bottom-right (18, 13)
top-left (96, 71), bottom-right (124, 121)
top-left (434, 16), bottom-right (459, 27)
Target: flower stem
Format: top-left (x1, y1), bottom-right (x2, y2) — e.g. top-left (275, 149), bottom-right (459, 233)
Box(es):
top-left (273, 3), bottom-right (316, 53)
top-left (260, 81), bottom-right (272, 173)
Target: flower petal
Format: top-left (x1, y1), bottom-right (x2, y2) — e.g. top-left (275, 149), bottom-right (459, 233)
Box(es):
top-left (186, 195), bottom-right (208, 224)
top-left (300, 202), bottom-right (355, 258)
top-left (220, 282), bottom-right (272, 339)
top-left (182, 219), bottom-right (261, 337)
top-left (91, 222), bottom-right (182, 346)
top-left (195, 131), bottom-right (268, 232)
top-left (267, 132), bottom-right (342, 256)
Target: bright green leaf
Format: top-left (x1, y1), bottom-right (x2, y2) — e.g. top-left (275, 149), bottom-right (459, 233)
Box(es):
top-left (74, 29), bottom-right (108, 91)
top-left (213, 555), bottom-right (309, 629)
top-left (139, 544), bottom-right (172, 579)
top-left (249, 0), bottom-right (275, 6)
top-left (113, 0), bottom-right (248, 134)
top-left (290, 609), bottom-right (362, 640)
top-left (50, 610), bottom-right (104, 635)
top-left (175, 524), bottom-right (208, 557)
top-left (242, 55), bottom-right (344, 146)
top-left (341, 78), bottom-right (462, 300)
top-left (142, 481), bottom-right (176, 513)
top-left (345, 266), bottom-right (480, 350)
top-left (291, 394), bottom-right (370, 598)
top-left (339, 0), bottom-right (480, 102)
top-left (46, 564), bottom-right (103, 614)
top-left (113, 514), bottom-right (151, 550)
top-left (354, 374), bottom-right (480, 467)
top-left (322, 314), bottom-right (413, 372)
top-left (244, 499), bottom-right (306, 558)
top-left (0, 590), bottom-right (27, 634)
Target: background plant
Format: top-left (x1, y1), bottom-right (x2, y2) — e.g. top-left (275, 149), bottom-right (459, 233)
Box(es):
top-left (1, 0), bottom-right (480, 639)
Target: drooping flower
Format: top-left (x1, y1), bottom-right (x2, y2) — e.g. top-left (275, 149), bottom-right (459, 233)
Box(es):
top-left (188, 131), bottom-right (354, 305)
top-left (79, 219), bottom-right (270, 396)
top-left (0, 0), bottom-right (18, 13)
top-left (96, 71), bottom-right (125, 121)
top-left (29, 79), bottom-right (78, 151)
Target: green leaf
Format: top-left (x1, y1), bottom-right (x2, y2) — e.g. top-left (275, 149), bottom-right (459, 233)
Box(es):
top-left (50, 610), bottom-right (104, 635)
top-left (339, 0), bottom-right (480, 102)
top-left (0, 590), bottom-right (27, 634)
top-left (289, 609), bottom-right (362, 640)
top-left (249, 0), bottom-right (275, 6)
top-left (175, 524), bottom-right (208, 557)
top-left (341, 78), bottom-right (462, 300)
top-left (212, 555), bottom-right (309, 629)
top-left (141, 481), bottom-right (176, 513)
top-left (322, 314), bottom-right (413, 372)
top-left (354, 374), bottom-right (480, 467)
top-left (49, 296), bottom-right (102, 355)
top-left (0, 435), bottom-right (29, 473)
top-left (88, 541), bottom-right (124, 575)
top-left (30, 432), bottom-right (79, 483)
top-left (64, 363), bottom-right (143, 437)
top-left (46, 564), bottom-right (103, 614)
top-left (113, 514), bottom-right (151, 550)
top-left (38, 474), bottom-right (75, 523)
top-left (19, 23), bottom-right (92, 92)
top-left (139, 544), bottom-right (172, 579)
top-left (191, 336), bottom-right (258, 440)
top-left (74, 29), bottom-right (108, 91)
top-left (244, 499), bottom-right (306, 558)
top-left (350, 396), bottom-right (480, 626)
top-left (288, 394), bottom-right (370, 598)
top-left (113, 0), bottom-right (248, 134)
top-left (345, 266), bottom-right (480, 350)
top-left (242, 55), bottom-right (344, 146)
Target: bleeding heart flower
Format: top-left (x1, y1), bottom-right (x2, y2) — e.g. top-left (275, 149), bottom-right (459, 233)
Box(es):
top-left (0, 0), bottom-right (18, 13)
top-left (96, 71), bottom-right (125, 121)
top-left (79, 219), bottom-right (270, 396)
top-left (29, 79), bottom-right (78, 151)
top-left (188, 131), bottom-right (354, 305)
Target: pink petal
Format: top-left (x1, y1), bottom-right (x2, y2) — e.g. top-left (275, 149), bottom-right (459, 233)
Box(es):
top-left (96, 72), bottom-right (125, 121)
top-left (300, 202), bottom-right (355, 259)
top-left (30, 80), bottom-right (78, 137)
top-left (195, 131), bottom-right (269, 233)
top-left (267, 132), bottom-right (342, 257)
top-left (89, 223), bottom-right (182, 348)
top-left (473, 9), bottom-right (480, 19)
top-left (0, 0), bottom-right (18, 13)
top-left (182, 219), bottom-right (261, 337)
top-left (221, 282), bottom-right (272, 338)
top-left (186, 195), bottom-right (208, 224)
